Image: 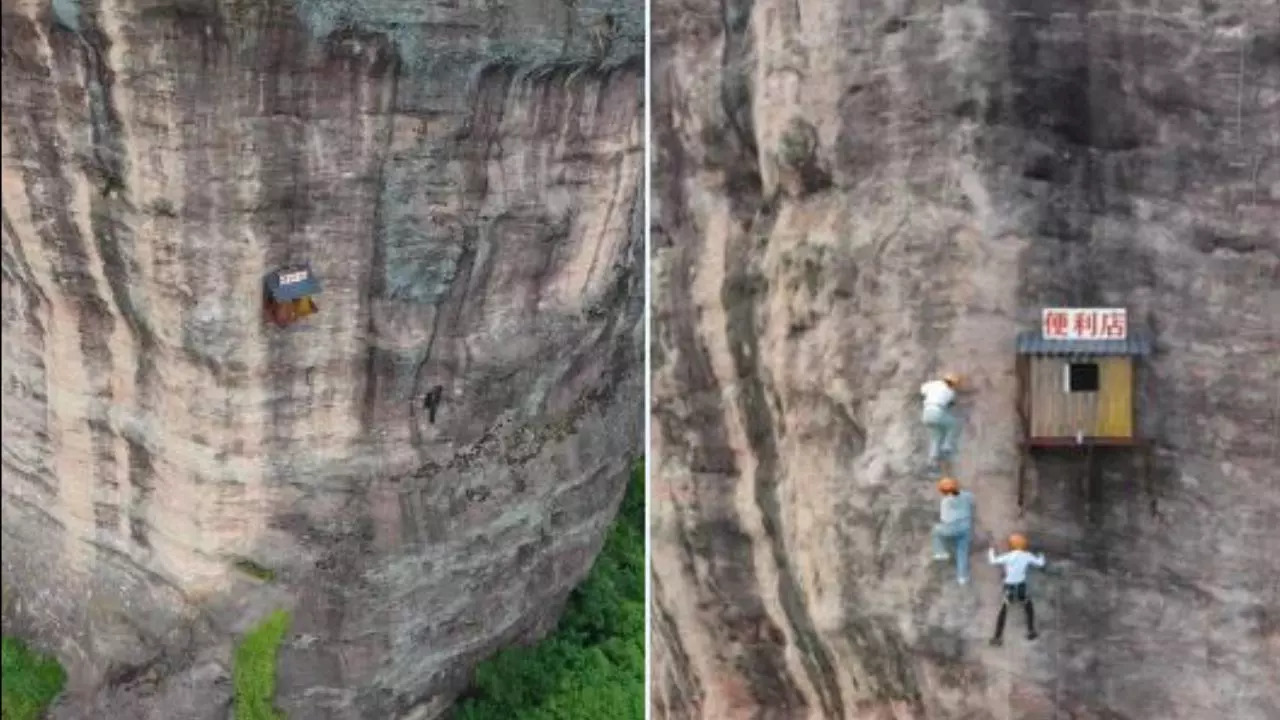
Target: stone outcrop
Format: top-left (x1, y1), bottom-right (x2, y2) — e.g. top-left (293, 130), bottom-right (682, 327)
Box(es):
top-left (1, 0), bottom-right (642, 718)
top-left (651, 1), bottom-right (1278, 718)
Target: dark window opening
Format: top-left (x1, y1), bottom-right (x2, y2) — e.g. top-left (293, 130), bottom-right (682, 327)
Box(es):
top-left (1067, 362), bottom-right (1100, 393)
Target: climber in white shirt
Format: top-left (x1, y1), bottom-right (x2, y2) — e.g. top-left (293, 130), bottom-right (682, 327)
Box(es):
top-left (920, 373), bottom-right (962, 470)
top-left (987, 533), bottom-right (1047, 645)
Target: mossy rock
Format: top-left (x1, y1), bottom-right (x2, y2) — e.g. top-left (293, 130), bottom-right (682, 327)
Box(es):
top-left (233, 610), bottom-right (291, 720)
top-left (232, 558), bottom-right (277, 582)
top-left (778, 117), bottom-right (819, 169)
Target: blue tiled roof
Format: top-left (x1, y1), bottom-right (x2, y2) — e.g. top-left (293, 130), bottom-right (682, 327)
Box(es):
top-left (1015, 330), bottom-right (1151, 357)
top-left (265, 265), bottom-right (321, 301)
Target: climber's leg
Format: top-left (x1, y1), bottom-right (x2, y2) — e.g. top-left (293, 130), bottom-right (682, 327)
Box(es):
top-left (954, 525), bottom-right (971, 584)
top-left (991, 598), bottom-right (1009, 646)
top-left (1024, 594), bottom-right (1038, 639)
top-left (930, 523), bottom-right (951, 560)
top-left (922, 407), bottom-right (945, 463)
top-left (939, 408), bottom-right (960, 458)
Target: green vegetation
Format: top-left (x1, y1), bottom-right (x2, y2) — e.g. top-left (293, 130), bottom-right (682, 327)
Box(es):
top-left (0, 462), bottom-right (643, 720)
top-left (232, 558), bottom-right (277, 582)
top-left (233, 609), bottom-right (292, 720)
top-left (452, 460), bottom-right (644, 720)
top-left (2, 637), bottom-right (67, 720)
top-left (778, 117), bottom-right (819, 169)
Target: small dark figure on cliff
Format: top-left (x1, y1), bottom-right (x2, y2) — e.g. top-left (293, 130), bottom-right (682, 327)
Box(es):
top-left (101, 173), bottom-right (125, 199)
top-left (424, 384), bottom-right (444, 424)
top-left (988, 533), bottom-right (1046, 646)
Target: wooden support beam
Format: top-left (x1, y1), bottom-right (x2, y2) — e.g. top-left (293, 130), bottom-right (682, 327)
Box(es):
top-left (1079, 448), bottom-right (1090, 509)
top-left (1015, 355), bottom-right (1030, 439)
top-left (1142, 440), bottom-right (1157, 517)
top-left (1016, 443), bottom-right (1028, 516)
top-left (1084, 444), bottom-right (1100, 523)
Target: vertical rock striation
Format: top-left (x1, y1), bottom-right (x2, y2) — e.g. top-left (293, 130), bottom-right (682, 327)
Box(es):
top-left (652, 1), bottom-right (1278, 718)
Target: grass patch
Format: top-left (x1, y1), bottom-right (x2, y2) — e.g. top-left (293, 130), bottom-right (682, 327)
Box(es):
top-left (232, 558), bottom-right (277, 583)
top-left (233, 610), bottom-right (291, 720)
top-left (451, 459), bottom-right (644, 720)
top-left (2, 637), bottom-right (67, 720)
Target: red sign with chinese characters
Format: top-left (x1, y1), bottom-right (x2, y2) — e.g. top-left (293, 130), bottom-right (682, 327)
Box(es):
top-left (1041, 308), bottom-right (1127, 340)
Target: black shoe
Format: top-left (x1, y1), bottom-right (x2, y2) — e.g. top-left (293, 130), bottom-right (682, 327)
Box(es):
top-left (1026, 631), bottom-right (1038, 641)
top-left (989, 637), bottom-right (1002, 647)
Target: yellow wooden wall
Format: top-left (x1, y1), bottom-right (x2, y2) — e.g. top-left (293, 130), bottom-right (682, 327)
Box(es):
top-left (1028, 357), bottom-right (1133, 438)
top-left (1095, 357), bottom-right (1133, 437)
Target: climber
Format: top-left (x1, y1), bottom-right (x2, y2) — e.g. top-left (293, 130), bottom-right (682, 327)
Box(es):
top-left (919, 372), bottom-right (962, 471)
top-left (930, 477), bottom-right (974, 585)
top-left (987, 533), bottom-right (1046, 646)
top-left (423, 384), bottom-right (444, 424)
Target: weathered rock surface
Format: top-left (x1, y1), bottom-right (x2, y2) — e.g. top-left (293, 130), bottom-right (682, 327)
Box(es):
top-left (1, 0), bottom-right (642, 717)
top-left (651, 1), bottom-right (1278, 718)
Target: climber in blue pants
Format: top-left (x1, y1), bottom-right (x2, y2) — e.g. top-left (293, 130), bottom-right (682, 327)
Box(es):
top-left (931, 477), bottom-right (975, 585)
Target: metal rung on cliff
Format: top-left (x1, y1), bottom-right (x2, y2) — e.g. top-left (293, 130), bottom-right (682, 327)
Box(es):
top-left (1218, 31), bottom-right (1252, 172)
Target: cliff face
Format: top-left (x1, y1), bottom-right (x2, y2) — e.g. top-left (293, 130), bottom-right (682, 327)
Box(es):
top-left (0, 0), bottom-right (642, 718)
top-left (651, 1), bottom-right (1278, 719)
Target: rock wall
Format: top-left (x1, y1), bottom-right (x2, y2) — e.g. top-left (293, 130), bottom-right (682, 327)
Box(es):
top-left (651, 1), bottom-right (1278, 719)
top-left (0, 0), bottom-right (643, 718)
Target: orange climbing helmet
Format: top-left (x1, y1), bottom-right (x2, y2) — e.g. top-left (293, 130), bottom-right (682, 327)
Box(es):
top-left (1008, 533), bottom-right (1029, 551)
top-left (942, 372), bottom-right (961, 388)
top-left (937, 477), bottom-right (959, 495)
